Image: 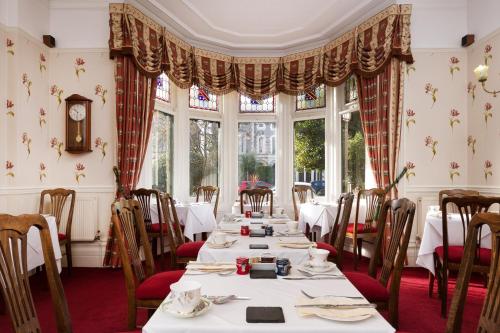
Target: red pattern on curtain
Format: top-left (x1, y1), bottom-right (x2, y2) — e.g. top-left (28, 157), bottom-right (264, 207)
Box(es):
top-left (103, 55), bottom-right (157, 267)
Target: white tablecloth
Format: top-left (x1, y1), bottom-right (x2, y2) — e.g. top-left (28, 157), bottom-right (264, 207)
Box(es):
top-left (232, 202), bottom-right (283, 215)
top-left (416, 207), bottom-right (492, 275)
top-left (151, 203), bottom-right (218, 241)
top-left (142, 267), bottom-right (395, 333)
top-left (28, 215), bottom-right (62, 273)
top-left (218, 216), bottom-right (292, 233)
top-left (197, 234), bottom-right (311, 265)
top-left (298, 202), bottom-right (366, 238)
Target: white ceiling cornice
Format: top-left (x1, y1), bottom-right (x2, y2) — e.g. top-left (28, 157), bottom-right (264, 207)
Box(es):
top-left (49, 0), bottom-right (119, 9)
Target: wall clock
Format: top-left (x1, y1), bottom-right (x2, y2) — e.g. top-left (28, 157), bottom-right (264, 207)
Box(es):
top-left (65, 94), bottom-right (92, 153)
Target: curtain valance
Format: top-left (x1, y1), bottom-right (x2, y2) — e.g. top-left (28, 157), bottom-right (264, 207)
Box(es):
top-left (109, 3), bottom-right (413, 99)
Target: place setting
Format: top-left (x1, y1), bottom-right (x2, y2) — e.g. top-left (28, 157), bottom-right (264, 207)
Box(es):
top-left (283, 248), bottom-right (344, 280)
top-left (205, 232), bottom-right (238, 249)
top-left (184, 261), bottom-right (237, 276)
top-left (275, 220), bottom-right (305, 237)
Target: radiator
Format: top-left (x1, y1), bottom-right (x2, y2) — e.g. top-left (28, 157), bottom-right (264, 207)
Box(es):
top-left (59, 196), bottom-right (99, 241)
top-left (416, 196), bottom-right (437, 245)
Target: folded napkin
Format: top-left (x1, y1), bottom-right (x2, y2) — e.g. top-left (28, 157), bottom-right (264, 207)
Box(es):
top-left (268, 219), bottom-right (289, 224)
top-left (296, 296), bottom-right (377, 320)
top-left (278, 240), bottom-right (316, 249)
top-left (186, 262), bottom-right (236, 272)
top-left (218, 229), bottom-right (241, 234)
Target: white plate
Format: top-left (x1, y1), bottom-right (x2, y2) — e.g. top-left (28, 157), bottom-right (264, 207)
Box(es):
top-left (314, 310), bottom-right (374, 322)
top-left (300, 261), bottom-right (337, 273)
top-left (161, 297), bottom-right (212, 318)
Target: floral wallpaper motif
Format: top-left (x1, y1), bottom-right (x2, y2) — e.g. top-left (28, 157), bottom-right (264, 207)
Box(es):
top-left (6, 100), bottom-right (14, 117)
top-left (95, 84), bottom-right (108, 105)
top-left (405, 161), bottom-right (415, 181)
top-left (449, 109), bottom-right (460, 131)
top-left (467, 82), bottom-right (476, 102)
top-left (484, 160), bottom-right (493, 181)
top-left (424, 136), bottom-right (438, 160)
top-left (483, 102), bottom-right (493, 125)
top-left (22, 73), bottom-right (32, 100)
top-left (424, 83), bottom-right (438, 107)
top-left (467, 135), bottom-right (477, 156)
top-left (39, 53), bottom-right (47, 72)
top-left (75, 163), bottom-right (86, 183)
top-left (5, 161), bottom-right (14, 177)
top-left (39, 108), bottom-right (47, 127)
top-left (406, 109), bottom-right (415, 128)
top-left (6, 38), bottom-right (14, 55)
top-left (75, 58), bottom-right (86, 78)
top-left (21, 132), bottom-right (32, 157)
top-left (449, 57), bottom-right (460, 77)
top-left (39, 162), bottom-right (47, 182)
top-left (50, 137), bottom-right (64, 161)
top-left (50, 85), bottom-right (64, 109)
top-left (484, 44), bottom-right (493, 65)
top-left (449, 161), bottom-right (460, 182)
top-left (95, 137), bottom-right (108, 161)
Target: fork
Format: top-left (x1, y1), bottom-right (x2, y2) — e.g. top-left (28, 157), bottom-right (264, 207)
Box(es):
top-left (301, 290), bottom-right (364, 300)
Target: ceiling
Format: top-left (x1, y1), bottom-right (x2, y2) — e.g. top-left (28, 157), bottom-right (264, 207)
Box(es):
top-left (133, 0), bottom-right (395, 56)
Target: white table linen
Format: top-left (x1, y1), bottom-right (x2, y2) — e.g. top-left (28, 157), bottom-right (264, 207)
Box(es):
top-left (197, 234), bottom-right (311, 265)
top-left (232, 202), bottom-right (282, 215)
top-left (28, 215), bottom-right (62, 273)
top-left (218, 216), bottom-right (292, 233)
top-left (416, 207), bottom-right (492, 275)
top-left (142, 267), bottom-right (395, 333)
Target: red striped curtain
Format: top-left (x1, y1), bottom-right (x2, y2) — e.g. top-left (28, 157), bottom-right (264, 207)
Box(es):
top-left (103, 55), bottom-right (157, 267)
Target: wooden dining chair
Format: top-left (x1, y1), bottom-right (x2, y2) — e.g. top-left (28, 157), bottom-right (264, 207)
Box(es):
top-left (439, 189), bottom-right (480, 213)
top-left (39, 188), bottom-right (76, 274)
top-left (195, 185), bottom-right (220, 217)
top-left (445, 212), bottom-right (499, 333)
top-left (240, 188), bottom-right (273, 216)
top-left (292, 184), bottom-right (314, 221)
top-left (130, 188), bottom-right (166, 268)
top-left (0, 214), bottom-right (72, 333)
top-left (345, 188), bottom-right (385, 270)
top-left (160, 193), bottom-right (205, 268)
top-left (111, 199), bottom-right (185, 330)
top-left (431, 195), bottom-right (499, 317)
top-left (315, 192), bottom-right (354, 271)
top-left (345, 198), bottom-right (416, 328)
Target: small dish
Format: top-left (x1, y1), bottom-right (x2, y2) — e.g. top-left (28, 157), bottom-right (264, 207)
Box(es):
top-left (300, 261), bottom-right (337, 273)
top-left (161, 296), bottom-right (212, 318)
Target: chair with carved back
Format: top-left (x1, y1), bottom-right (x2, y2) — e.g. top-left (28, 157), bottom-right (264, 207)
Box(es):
top-left (292, 184), bottom-right (314, 221)
top-left (431, 195), bottom-right (499, 317)
top-left (130, 188), bottom-right (166, 269)
top-left (160, 193), bottom-right (205, 268)
top-left (345, 198), bottom-right (416, 328)
top-left (345, 188), bottom-right (386, 270)
top-left (240, 188), bottom-right (274, 216)
top-left (446, 212), bottom-right (500, 333)
top-left (315, 192), bottom-right (354, 271)
top-left (195, 185), bottom-right (220, 218)
top-left (439, 189), bottom-right (480, 213)
top-left (111, 199), bottom-right (185, 330)
top-left (39, 188), bottom-right (75, 274)
top-left (0, 214), bottom-right (72, 333)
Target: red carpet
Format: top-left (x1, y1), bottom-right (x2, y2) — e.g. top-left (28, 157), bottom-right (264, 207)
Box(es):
top-left (0, 255), bottom-right (485, 333)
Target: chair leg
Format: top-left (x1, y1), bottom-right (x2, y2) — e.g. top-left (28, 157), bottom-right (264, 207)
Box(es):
top-left (152, 238), bottom-right (158, 257)
top-left (441, 268), bottom-right (448, 317)
top-left (388, 298), bottom-right (399, 330)
top-left (353, 237), bottom-right (358, 270)
top-left (428, 271), bottom-right (435, 297)
top-left (357, 239), bottom-right (363, 260)
top-left (128, 301), bottom-right (137, 330)
top-left (65, 242), bottom-right (72, 275)
top-left (159, 235), bottom-right (165, 270)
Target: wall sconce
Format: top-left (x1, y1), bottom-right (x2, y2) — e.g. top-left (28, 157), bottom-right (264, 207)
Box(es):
top-left (473, 64), bottom-right (499, 97)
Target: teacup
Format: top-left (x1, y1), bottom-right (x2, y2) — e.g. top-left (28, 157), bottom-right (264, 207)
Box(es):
top-left (169, 281), bottom-right (201, 314)
top-left (308, 248), bottom-right (329, 267)
top-left (212, 232), bottom-right (227, 245)
top-left (286, 221), bottom-right (299, 233)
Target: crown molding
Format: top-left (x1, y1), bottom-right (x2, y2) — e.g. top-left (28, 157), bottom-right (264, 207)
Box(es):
top-left (49, 0), bottom-right (118, 10)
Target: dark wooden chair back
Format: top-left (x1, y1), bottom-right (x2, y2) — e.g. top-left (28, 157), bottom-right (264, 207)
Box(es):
top-left (195, 186), bottom-right (220, 217)
top-left (292, 185), bottom-right (314, 221)
top-left (0, 214), bottom-right (72, 333)
top-left (355, 188), bottom-right (385, 229)
top-left (327, 192), bottom-right (354, 270)
top-left (439, 189), bottom-right (480, 213)
top-left (130, 188), bottom-right (161, 232)
top-left (240, 188), bottom-right (273, 216)
top-left (160, 193), bottom-right (186, 251)
top-left (39, 188), bottom-right (76, 238)
top-left (446, 212), bottom-right (500, 333)
top-left (111, 199), bottom-right (155, 291)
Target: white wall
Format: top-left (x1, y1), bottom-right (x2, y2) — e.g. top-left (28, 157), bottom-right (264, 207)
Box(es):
top-left (467, 0), bottom-right (500, 40)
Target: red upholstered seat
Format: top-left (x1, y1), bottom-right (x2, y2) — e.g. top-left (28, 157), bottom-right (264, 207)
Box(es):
top-left (435, 245), bottom-right (491, 266)
top-left (315, 242), bottom-right (337, 257)
top-left (150, 223), bottom-right (168, 233)
top-left (176, 241), bottom-right (205, 257)
top-left (347, 223), bottom-right (376, 234)
top-left (58, 233), bottom-right (66, 241)
top-left (344, 272), bottom-right (390, 302)
top-left (135, 270), bottom-right (185, 300)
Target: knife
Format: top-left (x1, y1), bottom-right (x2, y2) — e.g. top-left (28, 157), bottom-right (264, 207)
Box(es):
top-left (295, 303), bottom-right (376, 309)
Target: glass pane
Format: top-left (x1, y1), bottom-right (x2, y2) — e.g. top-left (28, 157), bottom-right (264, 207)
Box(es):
top-left (344, 75), bottom-right (358, 104)
top-left (239, 94), bottom-right (274, 113)
top-left (151, 111), bottom-right (173, 193)
top-left (341, 111), bottom-right (365, 192)
top-left (296, 84), bottom-right (326, 111)
top-left (293, 119), bottom-right (325, 196)
top-left (156, 73), bottom-right (170, 102)
top-left (189, 85), bottom-right (218, 111)
top-left (190, 119), bottom-right (220, 195)
top-left (238, 122), bottom-right (276, 192)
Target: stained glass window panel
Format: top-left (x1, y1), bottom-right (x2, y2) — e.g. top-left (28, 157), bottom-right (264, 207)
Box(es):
top-left (156, 73), bottom-right (170, 102)
top-left (239, 94), bottom-right (274, 113)
top-left (296, 84), bottom-right (326, 111)
top-left (189, 85), bottom-right (218, 111)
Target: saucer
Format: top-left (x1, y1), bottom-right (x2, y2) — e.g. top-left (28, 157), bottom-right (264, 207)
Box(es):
top-left (300, 261), bottom-right (336, 273)
top-left (206, 239), bottom-right (237, 249)
top-left (161, 296), bottom-right (212, 318)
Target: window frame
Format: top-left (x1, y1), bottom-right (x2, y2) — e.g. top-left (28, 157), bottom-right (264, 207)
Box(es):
top-left (156, 73), bottom-right (170, 102)
top-left (188, 85), bottom-right (219, 112)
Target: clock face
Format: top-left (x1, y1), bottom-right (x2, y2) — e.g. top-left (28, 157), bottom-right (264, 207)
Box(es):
top-left (69, 103), bottom-right (86, 121)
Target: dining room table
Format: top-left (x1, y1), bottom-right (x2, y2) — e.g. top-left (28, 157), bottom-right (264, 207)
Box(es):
top-left (231, 202), bottom-right (283, 216)
top-left (29, 215), bottom-right (63, 273)
top-left (416, 205), bottom-right (492, 275)
top-left (218, 214), bottom-right (292, 233)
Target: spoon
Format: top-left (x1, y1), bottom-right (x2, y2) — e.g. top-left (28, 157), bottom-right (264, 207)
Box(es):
top-left (205, 295), bottom-right (251, 304)
top-left (301, 290), bottom-right (364, 300)
top-left (297, 269), bottom-right (343, 277)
